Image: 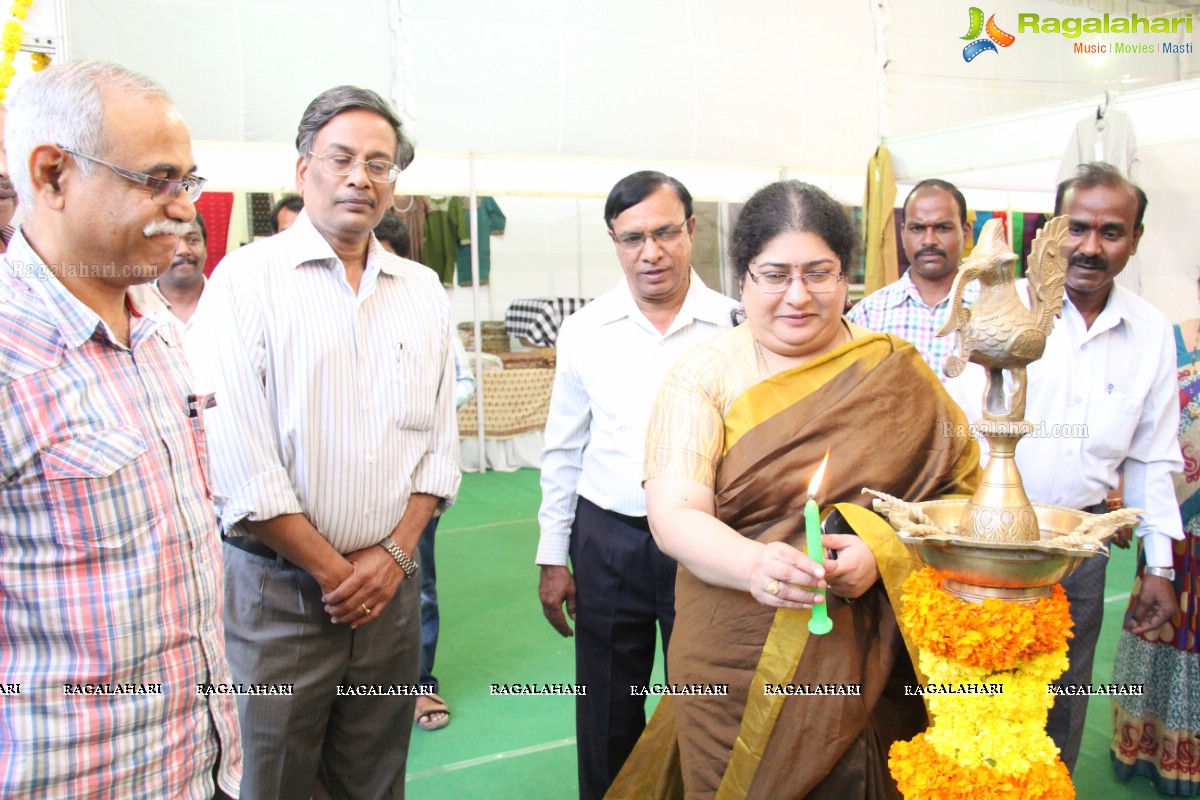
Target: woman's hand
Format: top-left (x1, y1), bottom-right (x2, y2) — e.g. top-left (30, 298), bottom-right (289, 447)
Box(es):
top-left (748, 540), bottom-right (829, 609)
top-left (822, 534), bottom-right (880, 599)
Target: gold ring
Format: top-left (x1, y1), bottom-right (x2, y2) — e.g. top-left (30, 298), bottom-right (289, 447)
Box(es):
top-left (362, 604), bottom-right (372, 615)
top-left (765, 580), bottom-right (780, 596)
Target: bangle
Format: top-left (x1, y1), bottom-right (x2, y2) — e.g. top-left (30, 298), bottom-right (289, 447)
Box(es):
top-left (378, 538), bottom-right (418, 578)
top-left (1106, 497), bottom-right (1123, 510)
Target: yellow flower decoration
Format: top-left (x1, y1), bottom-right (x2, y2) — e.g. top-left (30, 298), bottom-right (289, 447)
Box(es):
top-left (890, 568), bottom-right (1076, 797)
top-left (899, 568), bottom-right (1073, 670)
top-left (1, 0), bottom-right (42, 99)
top-left (2, 20), bottom-right (22, 55)
top-left (30, 51), bottom-right (48, 71)
top-left (890, 735), bottom-right (1074, 800)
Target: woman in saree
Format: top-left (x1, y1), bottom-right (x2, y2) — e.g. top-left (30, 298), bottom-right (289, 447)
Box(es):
top-left (609, 180), bottom-right (980, 799)
top-left (1111, 277), bottom-right (1200, 795)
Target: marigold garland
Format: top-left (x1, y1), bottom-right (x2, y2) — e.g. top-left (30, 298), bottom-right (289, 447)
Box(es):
top-left (890, 734), bottom-right (1074, 800)
top-left (889, 567), bottom-right (1076, 798)
top-left (898, 567), bottom-right (1073, 670)
top-left (0, 0), bottom-right (37, 101)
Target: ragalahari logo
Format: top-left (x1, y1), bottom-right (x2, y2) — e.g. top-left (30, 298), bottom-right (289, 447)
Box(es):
top-left (961, 7), bottom-right (1016, 62)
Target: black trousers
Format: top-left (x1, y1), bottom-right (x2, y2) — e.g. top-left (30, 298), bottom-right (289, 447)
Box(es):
top-left (569, 497), bottom-right (677, 800)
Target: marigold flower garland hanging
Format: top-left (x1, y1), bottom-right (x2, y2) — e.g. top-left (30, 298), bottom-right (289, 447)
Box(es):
top-left (1, 0), bottom-right (39, 101)
top-left (887, 568), bottom-right (1076, 800)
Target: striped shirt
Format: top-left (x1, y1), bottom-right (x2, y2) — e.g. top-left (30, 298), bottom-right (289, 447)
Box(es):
top-left (535, 273), bottom-right (738, 566)
top-left (846, 270), bottom-right (979, 380)
top-left (0, 229), bottom-right (242, 798)
top-left (189, 210), bottom-right (460, 551)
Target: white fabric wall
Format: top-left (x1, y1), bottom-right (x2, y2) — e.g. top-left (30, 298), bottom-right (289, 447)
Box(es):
top-left (46, 0), bottom-right (1200, 325)
top-left (886, 0), bottom-right (1195, 136)
top-left (887, 79), bottom-right (1200, 324)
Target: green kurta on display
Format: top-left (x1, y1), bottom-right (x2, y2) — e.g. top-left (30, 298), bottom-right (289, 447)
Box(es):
top-left (424, 196), bottom-right (464, 285)
top-left (456, 196), bottom-right (506, 285)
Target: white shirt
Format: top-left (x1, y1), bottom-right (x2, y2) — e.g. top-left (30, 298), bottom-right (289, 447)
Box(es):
top-left (535, 272), bottom-right (738, 566)
top-left (189, 210), bottom-right (461, 553)
top-left (945, 282), bottom-right (1182, 568)
top-left (153, 278), bottom-right (206, 383)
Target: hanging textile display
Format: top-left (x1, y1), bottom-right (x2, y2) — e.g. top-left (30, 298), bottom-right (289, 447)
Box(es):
top-left (423, 196), bottom-right (464, 286)
top-left (863, 146), bottom-right (899, 294)
top-left (392, 195), bottom-right (431, 264)
top-left (456, 197), bottom-right (506, 286)
top-left (193, 191), bottom-right (234, 275)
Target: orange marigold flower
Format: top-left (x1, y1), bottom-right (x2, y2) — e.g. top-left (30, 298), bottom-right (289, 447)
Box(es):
top-left (899, 569), bottom-right (1073, 670)
top-left (889, 734), bottom-right (1073, 799)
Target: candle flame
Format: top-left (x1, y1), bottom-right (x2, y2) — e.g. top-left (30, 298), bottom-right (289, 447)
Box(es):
top-left (807, 449), bottom-right (830, 501)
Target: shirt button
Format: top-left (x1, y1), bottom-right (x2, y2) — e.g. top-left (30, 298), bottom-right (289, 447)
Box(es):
top-left (1073, 397), bottom-right (1081, 405)
top-left (1065, 449), bottom-right (1073, 456)
top-left (1081, 344), bottom-right (1088, 351)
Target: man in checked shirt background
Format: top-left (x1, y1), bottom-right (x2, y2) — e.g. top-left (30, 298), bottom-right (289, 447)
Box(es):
top-left (847, 178), bottom-right (977, 379)
top-left (0, 61), bottom-right (241, 798)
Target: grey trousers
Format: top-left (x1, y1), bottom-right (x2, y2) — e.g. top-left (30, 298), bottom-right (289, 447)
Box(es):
top-left (223, 542), bottom-right (421, 800)
top-left (1046, 547), bottom-right (1107, 773)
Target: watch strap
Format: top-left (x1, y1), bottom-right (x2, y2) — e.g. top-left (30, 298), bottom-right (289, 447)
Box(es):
top-left (379, 538), bottom-right (418, 578)
top-left (1144, 566), bottom-right (1176, 581)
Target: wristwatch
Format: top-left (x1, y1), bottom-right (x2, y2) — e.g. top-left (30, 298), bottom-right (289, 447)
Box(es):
top-left (1144, 566), bottom-right (1176, 581)
top-left (378, 538), bottom-right (419, 578)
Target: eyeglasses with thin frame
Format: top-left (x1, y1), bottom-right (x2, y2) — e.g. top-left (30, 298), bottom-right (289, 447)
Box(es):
top-left (59, 146), bottom-right (205, 203)
top-left (308, 151), bottom-right (402, 183)
top-left (609, 219), bottom-right (690, 252)
top-left (747, 268), bottom-right (844, 294)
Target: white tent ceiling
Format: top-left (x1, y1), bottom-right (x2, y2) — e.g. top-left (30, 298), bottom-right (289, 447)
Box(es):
top-left (39, 0), bottom-right (1192, 194)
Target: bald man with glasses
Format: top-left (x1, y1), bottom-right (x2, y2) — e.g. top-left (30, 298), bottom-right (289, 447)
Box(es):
top-left (536, 170), bottom-right (737, 800)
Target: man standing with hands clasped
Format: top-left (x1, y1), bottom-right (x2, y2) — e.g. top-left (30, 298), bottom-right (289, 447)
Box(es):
top-left (191, 85), bottom-right (460, 800)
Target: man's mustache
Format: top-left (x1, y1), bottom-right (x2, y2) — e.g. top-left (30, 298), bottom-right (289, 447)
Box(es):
top-left (144, 219), bottom-right (194, 237)
top-left (914, 246), bottom-right (948, 261)
top-left (1069, 253), bottom-right (1107, 271)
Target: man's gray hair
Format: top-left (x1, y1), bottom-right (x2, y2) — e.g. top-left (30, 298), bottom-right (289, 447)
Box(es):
top-left (5, 60), bottom-right (172, 206)
top-left (295, 85), bottom-right (414, 172)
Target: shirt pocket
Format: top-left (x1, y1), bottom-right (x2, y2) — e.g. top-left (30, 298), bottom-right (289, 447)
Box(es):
top-left (1085, 390), bottom-right (1142, 460)
top-left (41, 427), bottom-right (167, 548)
top-left (394, 350), bottom-right (440, 431)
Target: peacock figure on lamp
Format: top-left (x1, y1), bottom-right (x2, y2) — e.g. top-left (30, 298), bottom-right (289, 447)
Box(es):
top-left (939, 216), bottom-right (1066, 422)
top-left (874, 214), bottom-right (1144, 799)
top-left (864, 214), bottom-right (1141, 600)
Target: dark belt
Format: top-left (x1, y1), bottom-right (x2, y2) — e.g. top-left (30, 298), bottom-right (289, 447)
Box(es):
top-left (1081, 501), bottom-right (1108, 515)
top-left (223, 535), bottom-right (292, 566)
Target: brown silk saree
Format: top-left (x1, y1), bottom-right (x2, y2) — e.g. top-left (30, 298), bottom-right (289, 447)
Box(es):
top-left (609, 334), bottom-right (979, 800)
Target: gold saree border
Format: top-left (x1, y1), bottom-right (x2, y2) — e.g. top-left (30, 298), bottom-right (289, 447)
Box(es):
top-left (722, 333), bottom-right (892, 456)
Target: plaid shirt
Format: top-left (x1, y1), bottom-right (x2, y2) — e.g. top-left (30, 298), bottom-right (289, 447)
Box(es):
top-left (847, 270), bottom-right (979, 380)
top-left (0, 230), bottom-right (241, 798)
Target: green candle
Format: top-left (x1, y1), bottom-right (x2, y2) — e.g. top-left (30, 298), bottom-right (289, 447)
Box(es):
top-left (806, 453), bottom-right (833, 635)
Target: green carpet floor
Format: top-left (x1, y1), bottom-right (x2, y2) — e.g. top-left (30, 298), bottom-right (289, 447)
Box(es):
top-left (405, 468), bottom-right (1163, 798)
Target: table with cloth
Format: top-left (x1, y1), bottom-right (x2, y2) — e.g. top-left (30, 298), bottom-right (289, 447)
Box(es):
top-left (504, 297), bottom-right (590, 347)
